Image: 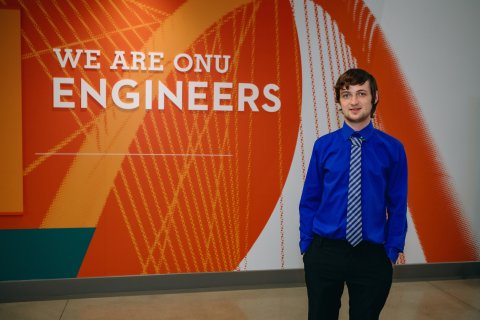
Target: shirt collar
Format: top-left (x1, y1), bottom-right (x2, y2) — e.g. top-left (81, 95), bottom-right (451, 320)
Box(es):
top-left (341, 121), bottom-right (375, 141)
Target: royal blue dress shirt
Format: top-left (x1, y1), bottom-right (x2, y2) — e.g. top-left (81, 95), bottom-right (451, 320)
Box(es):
top-left (299, 122), bottom-right (408, 263)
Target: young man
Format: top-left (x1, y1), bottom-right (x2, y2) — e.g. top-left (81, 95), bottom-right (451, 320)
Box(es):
top-left (299, 68), bottom-right (408, 320)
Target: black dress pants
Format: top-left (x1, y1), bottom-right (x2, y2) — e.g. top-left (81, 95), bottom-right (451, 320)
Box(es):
top-left (303, 235), bottom-right (393, 320)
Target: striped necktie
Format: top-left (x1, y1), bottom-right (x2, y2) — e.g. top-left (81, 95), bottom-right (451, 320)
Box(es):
top-left (346, 135), bottom-right (363, 247)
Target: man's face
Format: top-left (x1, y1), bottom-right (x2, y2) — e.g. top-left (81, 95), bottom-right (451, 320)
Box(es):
top-left (338, 80), bottom-right (377, 129)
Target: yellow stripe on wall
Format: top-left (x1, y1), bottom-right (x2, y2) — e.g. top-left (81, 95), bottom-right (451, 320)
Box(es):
top-left (0, 9), bottom-right (23, 214)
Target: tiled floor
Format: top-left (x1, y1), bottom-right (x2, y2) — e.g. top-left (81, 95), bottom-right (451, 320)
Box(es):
top-left (1, 279), bottom-right (479, 319)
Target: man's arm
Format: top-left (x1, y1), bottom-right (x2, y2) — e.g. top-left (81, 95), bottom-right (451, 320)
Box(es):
top-left (385, 144), bottom-right (408, 263)
top-left (299, 141), bottom-right (324, 254)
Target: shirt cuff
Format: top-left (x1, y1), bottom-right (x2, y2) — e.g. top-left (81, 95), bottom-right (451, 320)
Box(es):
top-left (385, 246), bottom-right (400, 264)
top-left (300, 237), bottom-right (314, 254)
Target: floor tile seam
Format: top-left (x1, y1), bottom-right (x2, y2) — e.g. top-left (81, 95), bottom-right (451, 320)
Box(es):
top-left (427, 281), bottom-right (480, 312)
top-left (59, 299), bottom-right (69, 320)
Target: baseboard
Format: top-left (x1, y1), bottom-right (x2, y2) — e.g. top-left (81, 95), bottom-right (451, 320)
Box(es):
top-left (392, 261), bottom-right (480, 282)
top-left (1, 262), bottom-right (479, 303)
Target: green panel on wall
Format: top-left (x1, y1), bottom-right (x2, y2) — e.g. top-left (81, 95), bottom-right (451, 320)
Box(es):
top-left (0, 228), bottom-right (95, 281)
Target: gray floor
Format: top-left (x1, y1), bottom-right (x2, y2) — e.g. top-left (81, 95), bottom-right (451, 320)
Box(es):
top-left (1, 279), bottom-right (479, 319)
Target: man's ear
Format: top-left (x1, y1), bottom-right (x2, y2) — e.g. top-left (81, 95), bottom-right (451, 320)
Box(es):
top-left (374, 91), bottom-right (379, 105)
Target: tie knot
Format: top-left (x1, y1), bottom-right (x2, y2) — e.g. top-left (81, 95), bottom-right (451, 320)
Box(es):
top-left (350, 135), bottom-right (363, 147)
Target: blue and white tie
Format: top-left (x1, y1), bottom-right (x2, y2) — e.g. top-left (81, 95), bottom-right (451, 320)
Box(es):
top-left (346, 135), bottom-right (363, 247)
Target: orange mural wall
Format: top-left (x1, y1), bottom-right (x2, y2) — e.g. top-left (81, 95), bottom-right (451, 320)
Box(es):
top-left (0, 0), bottom-right (301, 280)
top-left (0, 0), bottom-right (478, 281)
